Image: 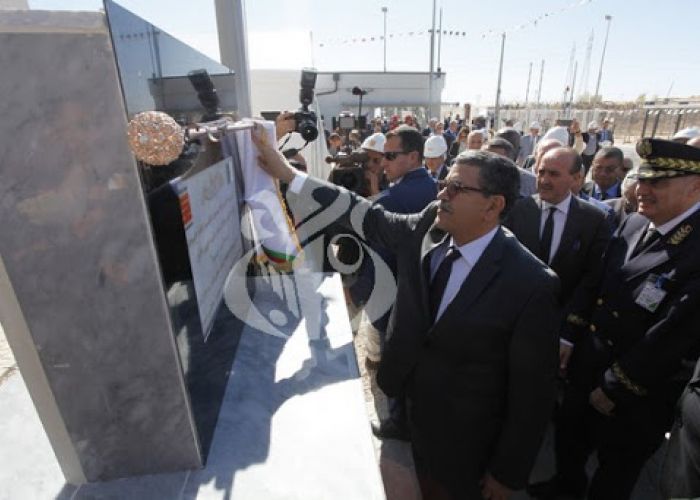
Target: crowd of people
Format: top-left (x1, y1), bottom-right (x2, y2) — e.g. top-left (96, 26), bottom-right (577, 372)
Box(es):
top-left (266, 111), bottom-right (700, 499)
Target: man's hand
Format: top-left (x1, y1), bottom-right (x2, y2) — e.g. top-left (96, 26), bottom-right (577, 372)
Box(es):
top-left (275, 111), bottom-right (296, 140)
top-left (252, 123), bottom-right (296, 183)
top-left (480, 473), bottom-right (512, 500)
top-left (589, 387), bottom-right (615, 416)
top-left (364, 169), bottom-right (381, 197)
top-left (559, 342), bottom-right (573, 375)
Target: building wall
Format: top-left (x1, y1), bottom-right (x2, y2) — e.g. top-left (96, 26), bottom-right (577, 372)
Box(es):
top-left (0, 0), bottom-right (28, 9)
top-left (250, 69), bottom-right (446, 131)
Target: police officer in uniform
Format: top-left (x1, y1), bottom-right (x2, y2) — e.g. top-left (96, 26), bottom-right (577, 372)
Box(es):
top-left (529, 138), bottom-right (700, 500)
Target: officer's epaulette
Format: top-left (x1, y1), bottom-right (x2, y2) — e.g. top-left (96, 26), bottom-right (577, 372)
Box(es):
top-left (668, 224), bottom-right (692, 245)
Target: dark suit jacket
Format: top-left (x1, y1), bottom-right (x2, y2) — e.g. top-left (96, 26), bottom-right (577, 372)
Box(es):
top-left (567, 210), bottom-right (700, 410)
top-left (582, 180), bottom-right (622, 200)
top-left (448, 140), bottom-right (463, 160)
top-left (504, 195), bottom-right (610, 340)
top-left (288, 177), bottom-right (560, 494)
top-left (661, 357), bottom-right (700, 498)
top-left (603, 196), bottom-right (633, 229)
top-left (429, 163), bottom-right (450, 181)
top-left (348, 167), bottom-right (437, 314)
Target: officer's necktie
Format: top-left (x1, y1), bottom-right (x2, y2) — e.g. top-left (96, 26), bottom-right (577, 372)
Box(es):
top-left (631, 226), bottom-right (660, 258)
top-left (538, 206), bottom-right (556, 264)
top-left (429, 246), bottom-right (461, 322)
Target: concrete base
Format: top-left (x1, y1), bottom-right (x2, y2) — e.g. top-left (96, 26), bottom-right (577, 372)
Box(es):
top-left (0, 273), bottom-right (385, 500)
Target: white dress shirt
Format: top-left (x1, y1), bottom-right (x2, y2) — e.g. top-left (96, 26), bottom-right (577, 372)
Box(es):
top-left (539, 193), bottom-right (572, 264)
top-left (430, 227), bottom-right (499, 322)
top-left (623, 203), bottom-right (700, 263)
top-left (651, 201), bottom-right (700, 235)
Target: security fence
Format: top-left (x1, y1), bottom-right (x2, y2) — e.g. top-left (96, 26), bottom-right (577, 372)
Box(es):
top-left (496, 106), bottom-right (700, 143)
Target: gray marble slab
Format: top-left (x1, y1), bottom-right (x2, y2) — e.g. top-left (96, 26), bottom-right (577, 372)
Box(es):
top-left (1, 273), bottom-right (386, 499)
top-left (0, 11), bottom-right (200, 482)
top-left (181, 272), bottom-right (385, 500)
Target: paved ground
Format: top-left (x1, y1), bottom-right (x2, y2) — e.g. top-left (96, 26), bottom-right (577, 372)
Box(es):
top-left (0, 322), bottom-right (17, 387)
top-left (353, 317), bottom-right (422, 500)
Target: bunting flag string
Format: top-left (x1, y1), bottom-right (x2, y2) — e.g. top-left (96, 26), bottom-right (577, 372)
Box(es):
top-left (317, 0), bottom-right (593, 48)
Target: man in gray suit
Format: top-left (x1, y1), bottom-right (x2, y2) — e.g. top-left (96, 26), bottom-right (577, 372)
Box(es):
top-left (486, 137), bottom-right (538, 198)
top-left (517, 121), bottom-right (541, 166)
top-left (252, 125), bottom-right (560, 499)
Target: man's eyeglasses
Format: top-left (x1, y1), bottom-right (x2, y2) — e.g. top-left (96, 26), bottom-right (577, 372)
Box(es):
top-left (383, 151), bottom-right (410, 161)
top-left (437, 179), bottom-right (489, 198)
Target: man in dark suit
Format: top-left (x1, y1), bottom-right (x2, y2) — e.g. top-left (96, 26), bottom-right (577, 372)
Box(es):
top-left (253, 125), bottom-right (560, 499)
top-left (603, 170), bottom-right (638, 229)
top-left (485, 138), bottom-right (538, 198)
top-left (661, 355), bottom-right (700, 499)
top-left (599, 119), bottom-right (614, 144)
top-left (347, 126), bottom-right (437, 321)
top-left (529, 138), bottom-right (700, 500)
top-left (583, 147), bottom-right (624, 200)
top-left (348, 125), bottom-right (437, 441)
top-left (505, 147), bottom-right (610, 367)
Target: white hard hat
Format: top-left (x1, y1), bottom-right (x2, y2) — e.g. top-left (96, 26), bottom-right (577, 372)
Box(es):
top-left (542, 126), bottom-right (569, 145)
top-left (588, 121), bottom-right (599, 130)
top-left (673, 127), bottom-right (700, 141)
top-left (424, 135), bottom-right (448, 158)
top-left (530, 121), bottom-right (541, 130)
top-left (361, 133), bottom-right (386, 153)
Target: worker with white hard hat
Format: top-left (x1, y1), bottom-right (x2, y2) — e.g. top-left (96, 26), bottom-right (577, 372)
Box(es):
top-left (542, 125), bottom-right (570, 147)
top-left (360, 132), bottom-right (387, 195)
top-left (423, 134), bottom-right (449, 180)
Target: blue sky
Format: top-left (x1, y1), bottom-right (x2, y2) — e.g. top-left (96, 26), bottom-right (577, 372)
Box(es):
top-left (29, 0), bottom-right (700, 108)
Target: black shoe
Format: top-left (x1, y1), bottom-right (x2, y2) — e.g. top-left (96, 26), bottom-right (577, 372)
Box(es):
top-left (526, 477), bottom-right (585, 500)
top-left (371, 419), bottom-right (411, 442)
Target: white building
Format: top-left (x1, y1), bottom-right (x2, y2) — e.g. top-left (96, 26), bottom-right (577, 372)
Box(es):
top-left (251, 69), bottom-right (446, 131)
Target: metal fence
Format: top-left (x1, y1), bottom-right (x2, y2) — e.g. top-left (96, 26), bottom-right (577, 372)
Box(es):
top-left (496, 106), bottom-right (700, 143)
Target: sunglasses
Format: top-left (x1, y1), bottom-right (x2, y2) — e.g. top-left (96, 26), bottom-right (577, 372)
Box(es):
top-left (437, 179), bottom-right (489, 198)
top-left (383, 151), bottom-right (410, 161)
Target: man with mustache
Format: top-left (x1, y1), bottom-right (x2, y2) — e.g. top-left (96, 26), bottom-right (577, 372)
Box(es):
top-left (252, 125), bottom-right (560, 500)
top-left (505, 147), bottom-right (610, 374)
top-left (529, 138), bottom-right (700, 499)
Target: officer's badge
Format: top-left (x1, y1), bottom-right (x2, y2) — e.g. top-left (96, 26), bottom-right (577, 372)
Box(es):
top-left (669, 224), bottom-right (692, 245)
top-left (637, 138), bottom-right (653, 158)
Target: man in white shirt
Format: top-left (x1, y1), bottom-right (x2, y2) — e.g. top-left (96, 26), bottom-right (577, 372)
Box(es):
top-left (505, 147), bottom-right (610, 371)
top-left (252, 124), bottom-right (560, 500)
top-left (530, 138), bottom-right (700, 500)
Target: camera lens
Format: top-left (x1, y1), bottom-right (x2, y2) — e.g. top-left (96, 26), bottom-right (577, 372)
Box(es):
top-left (338, 171), bottom-right (359, 191)
top-left (297, 119), bottom-right (318, 142)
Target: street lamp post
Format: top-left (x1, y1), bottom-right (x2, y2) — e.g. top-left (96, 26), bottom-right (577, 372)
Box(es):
top-left (382, 6), bottom-right (388, 72)
top-left (494, 32), bottom-right (506, 129)
top-left (594, 15), bottom-right (612, 101)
